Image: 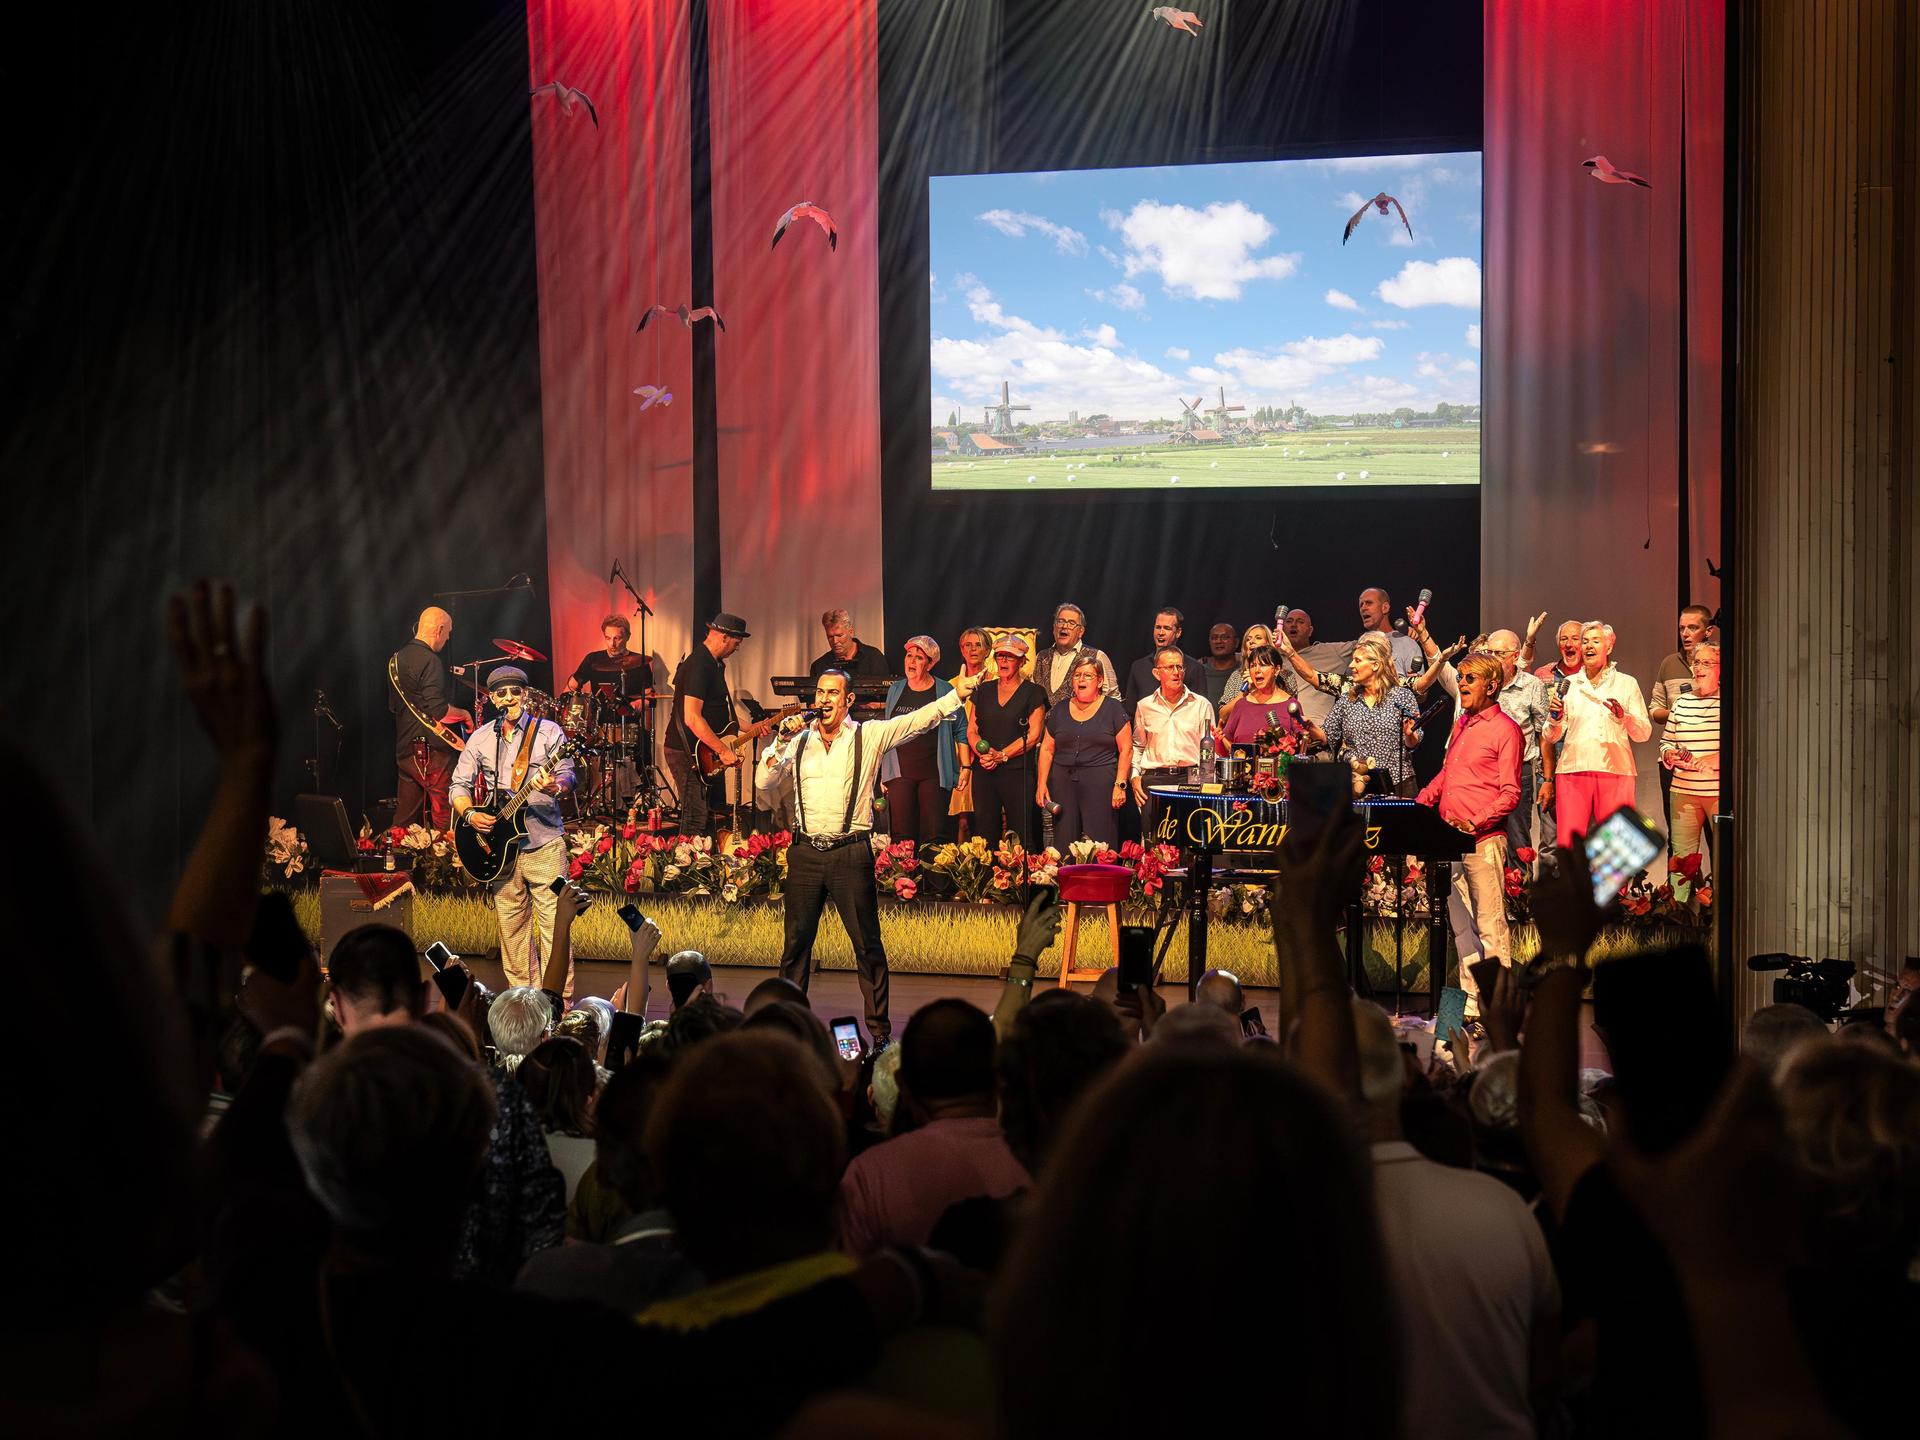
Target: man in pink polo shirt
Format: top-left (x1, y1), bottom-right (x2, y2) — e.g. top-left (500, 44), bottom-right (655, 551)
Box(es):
top-left (1417, 653), bottom-right (1523, 1015)
top-left (1542, 621), bottom-right (1653, 847)
top-left (836, 999), bottom-right (1028, 1255)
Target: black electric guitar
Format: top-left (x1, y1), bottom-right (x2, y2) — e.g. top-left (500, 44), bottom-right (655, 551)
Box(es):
top-left (454, 735), bottom-right (584, 885)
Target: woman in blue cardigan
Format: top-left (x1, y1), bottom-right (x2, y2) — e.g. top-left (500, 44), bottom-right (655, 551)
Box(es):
top-left (879, 635), bottom-right (965, 848)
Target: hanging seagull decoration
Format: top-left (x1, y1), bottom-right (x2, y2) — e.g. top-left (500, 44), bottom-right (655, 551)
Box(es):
top-left (1150, 7), bottom-right (1204, 35)
top-left (529, 82), bottom-right (598, 128)
top-left (771, 201), bottom-right (838, 252)
top-left (637, 304), bottom-right (726, 333)
top-left (631, 385), bottom-right (674, 410)
top-left (1342, 192), bottom-right (1414, 245)
top-left (1581, 155), bottom-right (1651, 188)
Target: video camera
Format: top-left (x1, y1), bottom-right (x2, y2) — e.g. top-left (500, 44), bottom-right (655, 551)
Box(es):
top-left (1746, 952), bottom-right (1856, 1022)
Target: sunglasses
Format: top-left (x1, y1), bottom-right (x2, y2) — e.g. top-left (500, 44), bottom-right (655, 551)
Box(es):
top-left (492, 686), bottom-right (526, 699)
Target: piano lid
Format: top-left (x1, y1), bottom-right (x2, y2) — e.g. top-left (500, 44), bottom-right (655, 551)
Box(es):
top-left (1145, 785), bottom-right (1468, 859)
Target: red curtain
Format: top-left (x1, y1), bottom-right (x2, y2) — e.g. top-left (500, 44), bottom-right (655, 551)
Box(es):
top-left (528, 0), bottom-right (695, 703)
top-left (709, 0), bottom-right (887, 705)
top-left (1484, 0), bottom-right (1723, 824)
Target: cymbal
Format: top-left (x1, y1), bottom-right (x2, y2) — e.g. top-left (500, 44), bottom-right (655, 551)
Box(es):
top-left (583, 652), bottom-right (651, 672)
top-left (494, 638), bottom-right (547, 662)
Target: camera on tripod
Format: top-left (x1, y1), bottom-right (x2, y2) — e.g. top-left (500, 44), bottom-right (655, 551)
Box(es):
top-left (1746, 952), bottom-right (1855, 1022)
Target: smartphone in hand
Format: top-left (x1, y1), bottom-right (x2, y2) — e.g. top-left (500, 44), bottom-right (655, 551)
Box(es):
top-left (830, 1016), bottom-right (866, 1061)
top-left (1117, 925), bottom-right (1156, 994)
top-left (616, 902), bottom-right (647, 933)
top-left (1584, 806), bottom-right (1665, 908)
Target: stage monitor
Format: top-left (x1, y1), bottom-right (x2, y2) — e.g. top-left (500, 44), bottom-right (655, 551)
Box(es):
top-left (929, 152), bottom-right (1482, 492)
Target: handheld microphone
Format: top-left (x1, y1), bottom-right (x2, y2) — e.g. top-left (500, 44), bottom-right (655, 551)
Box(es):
top-left (1239, 680), bottom-right (1251, 695)
top-left (1274, 604), bottom-right (1290, 634)
top-left (1410, 587), bottom-right (1433, 628)
top-left (1554, 675), bottom-right (1573, 700)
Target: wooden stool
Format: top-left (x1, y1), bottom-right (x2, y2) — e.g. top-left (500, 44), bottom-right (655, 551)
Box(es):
top-left (1055, 863), bottom-right (1133, 987)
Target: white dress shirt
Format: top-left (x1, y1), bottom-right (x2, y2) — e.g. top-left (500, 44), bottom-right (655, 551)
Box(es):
top-left (1132, 686), bottom-right (1216, 770)
top-left (1543, 665), bottom-right (1653, 775)
top-left (754, 690), bottom-right (963, 837)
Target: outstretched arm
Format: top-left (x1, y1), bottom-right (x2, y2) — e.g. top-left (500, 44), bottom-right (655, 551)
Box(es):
top-left (1269, 806), bottom-right (1366, 1104)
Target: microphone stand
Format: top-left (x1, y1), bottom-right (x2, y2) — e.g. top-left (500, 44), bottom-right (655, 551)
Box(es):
top-left (609, 561), bottom-right (669, 815)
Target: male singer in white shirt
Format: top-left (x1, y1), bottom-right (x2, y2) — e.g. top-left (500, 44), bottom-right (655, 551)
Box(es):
top-left (1541, 622), bottom-right (1653, 848)
top-left (756, 665), bottom-right (982, 1044)
top-left (1131, 648), bottom-right (1215, 842)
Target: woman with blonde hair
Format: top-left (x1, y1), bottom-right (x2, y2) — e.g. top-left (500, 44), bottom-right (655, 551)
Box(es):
top-left (1322, 633), bottom-right (1424, 795)
top-left (1216, 622), bottom-right (1275, 724)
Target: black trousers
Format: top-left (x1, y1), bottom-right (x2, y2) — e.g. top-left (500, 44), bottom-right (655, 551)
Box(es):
top-left (1052, 760), bottom-right (1119, 846)
top-left (882, 774), bottom-right (947, 849)
top-left (780, 839), bottom-right (892, 1040)
top-left (971, 762), bottom-right (1035, 850)
top-left (665, 747), bottom-right (718, 835)
top-left (394, 741), bottom-right (455, 830)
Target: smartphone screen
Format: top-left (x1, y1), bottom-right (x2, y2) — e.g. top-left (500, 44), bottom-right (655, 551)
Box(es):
top-left (617, 903), bottom-right (645, 933)
top-left (1239, 1006), bottom-right (1266, 1038)
top-left (1117, 925), bottom-right (1156, 993)
top-left (1586, 806), bottom-right (1665, 907)
top-left (830, 1017), bottom-right (864, 1061)
top-left (1433, 985), bottom-right (1469, 1050)
top-left (1285, 760), bottom-right (1350, 855)
top-left (423, 941), bottom-right (455, 973)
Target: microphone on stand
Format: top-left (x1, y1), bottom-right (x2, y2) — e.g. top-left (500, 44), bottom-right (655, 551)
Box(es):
top-left (314, 690), bottom-right (342, 730)
top-left (608, 559), bottom-right (622, 583)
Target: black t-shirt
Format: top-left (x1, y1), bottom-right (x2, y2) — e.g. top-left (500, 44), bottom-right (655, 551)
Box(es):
top-left (572, 649), bottom-right (652, 698)
top-left (973, 678), bottom-right (1048, 769)
top-left (889, 683), bottom-right (942, 780)
top-left (1045, 696), bottom-right (1128, 768)
top-left (390, 638), bottom-right (454, 756)
top-left (667, 645), bottom-right (731, 755)
top-left (809, 642), bottom-right (890, 680)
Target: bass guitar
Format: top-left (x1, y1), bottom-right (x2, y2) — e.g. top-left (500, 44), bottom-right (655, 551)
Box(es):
top-left (696, 702), bottom-right (807, 778)
top-left (454, 735), bottom-right (584, 885)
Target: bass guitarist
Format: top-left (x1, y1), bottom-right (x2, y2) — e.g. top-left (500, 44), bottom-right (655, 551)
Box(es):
top-left (390, 606), bottom-right (471, 829)
top-left (451, 665), bottom-right (577, 988)
top-left (663, 612), bottom-right (750, 836)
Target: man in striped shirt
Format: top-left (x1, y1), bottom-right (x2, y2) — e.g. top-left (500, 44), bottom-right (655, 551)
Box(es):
top-left (1659, 643), bottom-right (1720, 902)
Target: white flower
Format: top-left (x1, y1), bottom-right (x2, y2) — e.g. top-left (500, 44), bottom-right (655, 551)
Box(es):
top-left (721, 883), bottom-right (739, 903)
top-left (664, 863), bottom-right (683, 881)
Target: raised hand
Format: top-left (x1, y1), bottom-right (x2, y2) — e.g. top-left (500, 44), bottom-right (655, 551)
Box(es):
top-left (1529, 839), bottom-right (1603, 963)
top-left (167, 580), bottom-right (277, 759)
top-left (1525, 610), bottom-right (1548, 643)
top-left (1013, 884), bottom-right (1063, 961)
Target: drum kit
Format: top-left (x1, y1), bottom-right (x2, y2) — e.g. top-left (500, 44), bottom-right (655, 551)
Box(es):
top-left (459, 638), bottom-right (672, 819)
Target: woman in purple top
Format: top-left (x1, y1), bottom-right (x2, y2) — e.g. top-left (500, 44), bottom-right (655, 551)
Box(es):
top-left (1036, 657), bottom-right (1132, 847)
top-left (1216, 646), bottom-right (1327, 751)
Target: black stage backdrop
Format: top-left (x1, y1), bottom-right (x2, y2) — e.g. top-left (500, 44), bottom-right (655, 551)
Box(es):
top-left (10, 1), bottom-right (548, 918)
top-left (878, 0), bottom-right (1484, 693)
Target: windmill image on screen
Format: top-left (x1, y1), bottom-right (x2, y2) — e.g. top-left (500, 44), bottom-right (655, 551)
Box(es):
top-left (928, 151), bottom-right (1483, 492)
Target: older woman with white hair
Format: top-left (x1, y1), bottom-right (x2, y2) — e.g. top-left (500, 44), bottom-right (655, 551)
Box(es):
top-left (1322, 634), bottom-right (1424, 796)
top-left (879, 634), bottom-right (965, 848)
top-left (487, 986), bottom-right (554, 1073)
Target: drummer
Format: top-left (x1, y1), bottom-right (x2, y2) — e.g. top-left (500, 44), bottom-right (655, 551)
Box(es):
top-left (566, 614), bottom-right (654, 709)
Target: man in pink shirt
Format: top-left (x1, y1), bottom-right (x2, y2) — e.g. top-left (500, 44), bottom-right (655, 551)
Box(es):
top-left (1531, 619), bottom-right (1584, 685)
top-left (1542, 622), bottom-right (1653, 847)
top-left (1417, 653), bottom-right (1522, 1015)
top-left (836, 1000), bottom-right (1029, 1255)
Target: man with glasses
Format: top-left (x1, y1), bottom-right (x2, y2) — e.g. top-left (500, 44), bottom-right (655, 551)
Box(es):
top-left (451, 665), bottom-right (577, 989)
top-left (1131, 647), bottom-right (1215, 841)
top-left (1038, 602), bottom-right (1121, 707)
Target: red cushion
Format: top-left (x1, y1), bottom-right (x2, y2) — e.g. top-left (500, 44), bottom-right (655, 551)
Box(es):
top-left (1057, 862), bottom-right (1133, 904)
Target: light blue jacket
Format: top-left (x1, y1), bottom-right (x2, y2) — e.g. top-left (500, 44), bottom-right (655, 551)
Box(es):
top-left (878, 677), bottom-right (962, 789)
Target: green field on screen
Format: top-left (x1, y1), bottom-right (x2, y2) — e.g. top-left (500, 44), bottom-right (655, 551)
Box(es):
top-left (931, 425), bottom-right (1479, 491)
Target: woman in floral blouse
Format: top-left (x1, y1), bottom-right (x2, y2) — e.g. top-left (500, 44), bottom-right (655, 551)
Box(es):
top-left (1321, 634), bottom-right (1423, 796)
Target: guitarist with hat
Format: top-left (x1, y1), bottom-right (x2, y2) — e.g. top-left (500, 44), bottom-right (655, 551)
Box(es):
top-left (664, 612), bottom-right (751, 837)
top-left (452, 665), bottom-right (578, 989)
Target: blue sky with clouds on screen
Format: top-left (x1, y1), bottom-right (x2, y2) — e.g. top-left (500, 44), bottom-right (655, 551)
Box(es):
top-left (929, 152), bottom-right (1482, 426)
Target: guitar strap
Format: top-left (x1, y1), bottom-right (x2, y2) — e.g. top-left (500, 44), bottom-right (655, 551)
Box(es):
top-left (510, 718), bottom-right (537, 791)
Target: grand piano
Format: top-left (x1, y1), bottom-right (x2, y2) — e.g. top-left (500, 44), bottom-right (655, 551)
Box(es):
top-left (1146, 784), bottom-right (1469, 1007)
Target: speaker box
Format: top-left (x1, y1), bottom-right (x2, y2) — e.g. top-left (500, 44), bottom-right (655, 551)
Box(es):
top-left (319, 874), bottom-right (414, 966)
